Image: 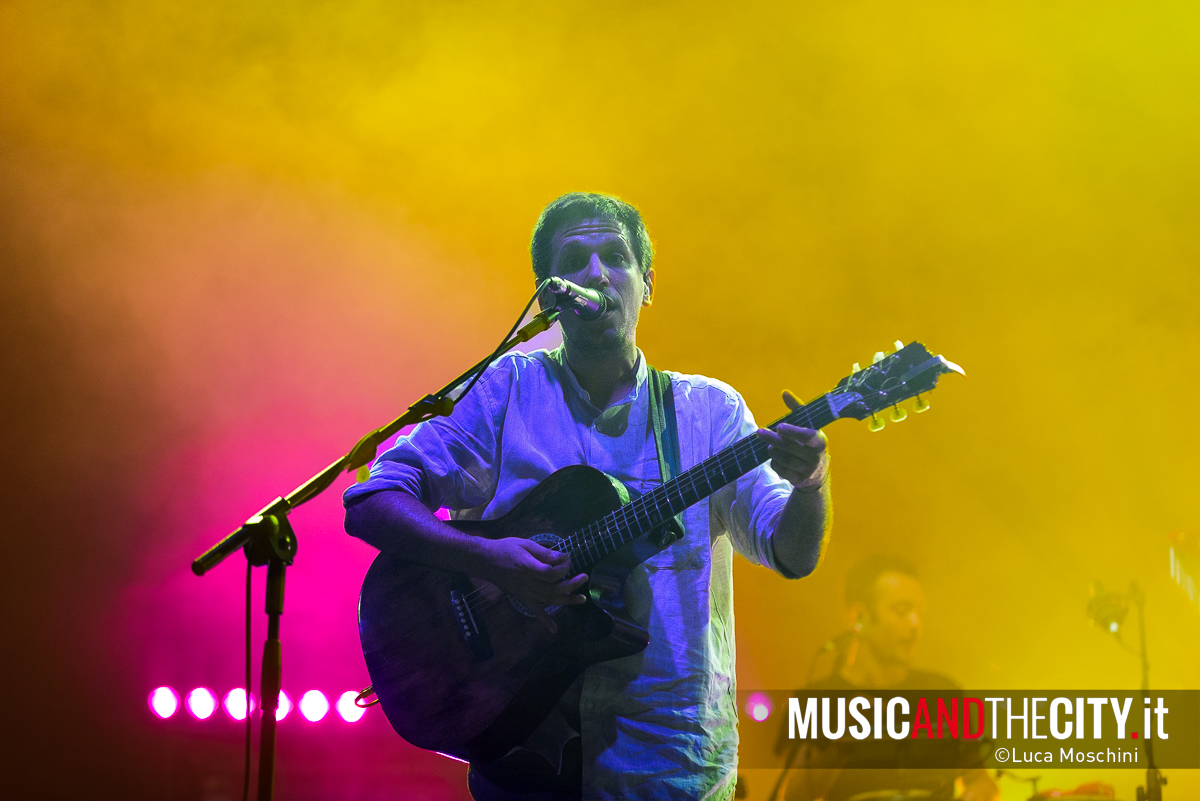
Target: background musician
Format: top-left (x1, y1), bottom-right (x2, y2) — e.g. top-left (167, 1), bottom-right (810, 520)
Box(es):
top-left (777, 555), bottom-right (1000, 801)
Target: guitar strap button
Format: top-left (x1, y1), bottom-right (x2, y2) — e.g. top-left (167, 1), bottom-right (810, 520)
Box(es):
top-left (651, 518), bottom-right (684, 548)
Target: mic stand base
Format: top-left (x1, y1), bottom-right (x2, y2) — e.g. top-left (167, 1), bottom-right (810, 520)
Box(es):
top-left (256, 557), bottom-right (286, 801)
top-left (243, 513), bottom-right (296, 801)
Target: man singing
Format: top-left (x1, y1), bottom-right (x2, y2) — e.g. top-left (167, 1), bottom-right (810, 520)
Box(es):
top-left (345, 193), bottom-right (831, 800)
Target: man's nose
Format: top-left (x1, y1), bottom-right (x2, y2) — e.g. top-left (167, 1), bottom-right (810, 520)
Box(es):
top-left (582, 253), bottom-right (610, 287)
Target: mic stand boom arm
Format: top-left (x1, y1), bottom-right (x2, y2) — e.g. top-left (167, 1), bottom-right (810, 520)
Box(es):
top-left (189, 306), bottom-right (559, 801)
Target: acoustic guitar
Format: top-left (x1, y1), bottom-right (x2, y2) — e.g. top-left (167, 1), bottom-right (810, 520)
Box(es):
top-left (358, 341), bottom-right (962, 763)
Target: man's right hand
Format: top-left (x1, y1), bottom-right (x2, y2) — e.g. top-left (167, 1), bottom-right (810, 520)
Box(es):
top-left (481, 538), bottom-right (588, 633)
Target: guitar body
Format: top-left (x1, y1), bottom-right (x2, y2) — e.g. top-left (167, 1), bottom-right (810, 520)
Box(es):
top-left (358, 465), bottom-right (653, 762)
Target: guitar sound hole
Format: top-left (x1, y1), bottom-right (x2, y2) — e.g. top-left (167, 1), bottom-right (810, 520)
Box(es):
top-left (508, 532), bottom-right (568, 619)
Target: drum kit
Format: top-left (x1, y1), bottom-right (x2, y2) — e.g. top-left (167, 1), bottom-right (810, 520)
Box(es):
top-left (991, 771), bottom-right (1122, 801)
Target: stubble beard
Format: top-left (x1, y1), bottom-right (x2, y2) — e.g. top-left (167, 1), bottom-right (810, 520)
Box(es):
top-left (562, 306), bottom-right (639, 360)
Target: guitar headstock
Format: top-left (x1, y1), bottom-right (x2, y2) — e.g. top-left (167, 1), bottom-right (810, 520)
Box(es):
top-left (828, 341), bottom-right (964, 429)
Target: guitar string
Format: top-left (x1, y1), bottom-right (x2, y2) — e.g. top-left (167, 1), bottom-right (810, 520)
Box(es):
top-left (453, 359), bottom-right (932, 613)
top-left (458, 372), bottom-right (934, 616)
top-left (454, 433), bottom-right (782, 612)
top-left (455, 397), bottom-right (834, 612)
top-left (561, 398), bottom-right (831, 567)
top-left (455, 397), bottom-right (833, 610)
top-left (458, 433), bottom-right (775, 607)
top-left (453, 378), bottom-right (931, 614)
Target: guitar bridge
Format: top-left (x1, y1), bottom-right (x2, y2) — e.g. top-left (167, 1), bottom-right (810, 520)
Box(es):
top-left (450, 586), bottom-right (494, 663)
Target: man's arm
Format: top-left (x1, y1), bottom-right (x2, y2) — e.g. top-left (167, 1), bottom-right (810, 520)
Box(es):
top-left (345, 490), bottom-right (588, 631)
top-left (756, 391), bottom-right (832, 578)
top-left (770, 473), bottom-right (831, 578)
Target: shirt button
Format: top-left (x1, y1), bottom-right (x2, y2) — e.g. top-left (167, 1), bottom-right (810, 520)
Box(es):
top-left (584, 700), bottom-right (595, 711)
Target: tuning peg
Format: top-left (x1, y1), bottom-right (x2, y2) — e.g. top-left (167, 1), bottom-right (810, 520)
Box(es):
top-left (913, 394), bottom-right (930, 413)
top-left (890, 405), bottom-right (907, 422)
top-left (894, 340), bottom-right (905, 351)
top-left (873, 351), bottom-right (886, 364)
top-left (852, 362), bottom-right (861, 374)
top-left (868, 413), bottom-right (885, 432)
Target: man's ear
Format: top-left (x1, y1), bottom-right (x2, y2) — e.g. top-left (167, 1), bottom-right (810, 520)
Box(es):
top-left (642, 268), bottom-right (656, 307)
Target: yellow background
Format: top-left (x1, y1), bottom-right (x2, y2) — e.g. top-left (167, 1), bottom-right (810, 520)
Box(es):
top-left (1, 1), bottom-right (1197, 798)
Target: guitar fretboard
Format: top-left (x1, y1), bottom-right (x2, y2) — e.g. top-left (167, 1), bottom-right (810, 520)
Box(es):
top-left (564, 393), bottom-right (836, 571)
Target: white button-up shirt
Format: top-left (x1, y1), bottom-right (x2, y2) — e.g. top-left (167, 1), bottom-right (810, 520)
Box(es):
top-left (345, 347), bottom-right (796, 800)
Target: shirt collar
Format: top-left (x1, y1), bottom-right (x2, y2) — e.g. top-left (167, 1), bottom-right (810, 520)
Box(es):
top-left (550, 346), bottom-right (647, 415)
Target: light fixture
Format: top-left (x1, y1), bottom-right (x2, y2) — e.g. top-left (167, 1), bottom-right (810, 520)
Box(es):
top-left (148, 687), bottom-right (180, 719)
top-left (223, 688), bottom-right (256, 721)
top-left (299, 690), bottom-right (329, 722)
top-left (745, 692), bottom-right (773, 722)
top-left (275, 690), bottom-right (292, 721)
top-left (336, 691), bottom-right (366, 723)
top-left (186, 688), bottom-right (217, 720)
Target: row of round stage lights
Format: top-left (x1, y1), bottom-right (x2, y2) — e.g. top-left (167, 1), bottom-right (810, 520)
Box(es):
top-left (148, 687), bottom-right (368, 723)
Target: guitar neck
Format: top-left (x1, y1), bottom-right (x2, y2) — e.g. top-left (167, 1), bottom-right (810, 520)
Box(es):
top-left (565, 393), bottom-right (837, 571)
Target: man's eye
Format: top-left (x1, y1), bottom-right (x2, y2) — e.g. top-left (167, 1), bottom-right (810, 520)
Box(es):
top-left (604, 251), bottom-right (627, 265)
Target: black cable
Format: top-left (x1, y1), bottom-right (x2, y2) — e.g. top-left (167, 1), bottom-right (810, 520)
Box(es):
top-left (244, 558), bottom-right (251, 801)
top-left (451, 280), bottom-right (550, 405)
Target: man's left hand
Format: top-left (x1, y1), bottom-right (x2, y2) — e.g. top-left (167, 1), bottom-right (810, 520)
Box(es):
top-left (755, 391), bottom-right (828, 490)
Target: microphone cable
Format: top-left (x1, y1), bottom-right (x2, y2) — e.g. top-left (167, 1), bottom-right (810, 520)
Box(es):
top-left (452, 279), bottom-right (552, 406)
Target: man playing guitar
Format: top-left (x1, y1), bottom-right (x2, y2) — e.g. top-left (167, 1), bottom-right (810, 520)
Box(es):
top-left (344, 192), bottom-right (832, 800)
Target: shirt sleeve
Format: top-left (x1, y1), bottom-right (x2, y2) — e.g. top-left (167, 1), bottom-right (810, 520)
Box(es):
top-left (341, 360), bottom-right (508, 513)
top-left (706, 386), bottom-right (800, 578)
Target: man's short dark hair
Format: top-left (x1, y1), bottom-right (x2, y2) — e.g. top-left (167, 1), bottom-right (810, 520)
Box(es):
top-left (530, 192), bottom-right (654, 283)
top-left (844, 554), bottom-right (919, 608)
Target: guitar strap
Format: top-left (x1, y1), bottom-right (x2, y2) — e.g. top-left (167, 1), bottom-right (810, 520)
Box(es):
top-left (647, 367), bottom-right (685, 546)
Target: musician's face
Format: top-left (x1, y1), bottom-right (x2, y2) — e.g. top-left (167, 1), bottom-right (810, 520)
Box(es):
top-left (547, 217), bottom-right (654, 352)
top-left (862, 571), bottom-right (926, 667)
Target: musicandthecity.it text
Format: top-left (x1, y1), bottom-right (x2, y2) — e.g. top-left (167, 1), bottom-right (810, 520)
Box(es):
top-left (735, 690), bottom-right (1199, 769)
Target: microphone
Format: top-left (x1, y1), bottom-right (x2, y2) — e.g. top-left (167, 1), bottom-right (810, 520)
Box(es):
top-left (543, 277), bottom-right (609, 321)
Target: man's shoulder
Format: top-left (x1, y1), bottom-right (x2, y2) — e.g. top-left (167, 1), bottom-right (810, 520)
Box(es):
top-left (658, 368), bottom-right (743, 410)
top-left (496, 348), bottom-right (557, 371)
top-left (453, 349), bottom-right (561, 416)
top-left (483, 348), bottom-right (560, 385)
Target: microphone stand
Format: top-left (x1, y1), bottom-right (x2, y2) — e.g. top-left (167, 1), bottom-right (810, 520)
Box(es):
top-left (1131, 584), bottom-right (1166, 801)
top-left (190, 307), bottom-right (560, 801)
top-left (766, 633), bottom-right (858, 801)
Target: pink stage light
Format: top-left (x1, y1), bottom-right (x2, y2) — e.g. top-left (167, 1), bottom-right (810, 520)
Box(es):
top-left (223, 688), bottom-right (256, 721)
top-left (745, 692), bottom-right (773, 722)
top-left (336, 691), bottom-right (367, 723)
top-left (299, 690), bottom-right (330, 722)
top-left (275, 690), bottom-right (292, 721)
top-left (186, 688), bottom-right (218, 720)
top-left (148, 687), bottom-right (180, 719)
